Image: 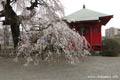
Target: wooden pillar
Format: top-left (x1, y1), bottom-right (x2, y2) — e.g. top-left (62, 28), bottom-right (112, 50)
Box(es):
top-left (90, 26), bottom-right (92, 49)
top-left (99, 26), bottom-right (102, 42)
top-left (99, 25), bottom-right (102, 50)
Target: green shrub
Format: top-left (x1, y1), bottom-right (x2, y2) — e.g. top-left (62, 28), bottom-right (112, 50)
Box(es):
top-left (101, 38), bottom-right (120, 52)
top-left (100, 50), bottom-right (119, 57)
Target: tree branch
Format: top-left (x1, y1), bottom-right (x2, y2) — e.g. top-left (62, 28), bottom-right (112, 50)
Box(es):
top-left (26, 0), bottom-right (38, 10)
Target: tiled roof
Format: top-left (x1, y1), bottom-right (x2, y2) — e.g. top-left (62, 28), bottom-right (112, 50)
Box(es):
top-left (64, 8), bottom-right (111, 22)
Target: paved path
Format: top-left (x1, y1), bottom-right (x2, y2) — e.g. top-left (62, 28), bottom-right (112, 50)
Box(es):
top-left (0, 56), bottom-right (120, 80)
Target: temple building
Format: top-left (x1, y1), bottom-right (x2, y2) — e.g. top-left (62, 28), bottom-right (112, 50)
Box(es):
top-left (64, 5), bottom-right (113, 50)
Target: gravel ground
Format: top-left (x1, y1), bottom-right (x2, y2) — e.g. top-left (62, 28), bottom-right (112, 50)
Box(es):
top-left (0, 56), bottom-right (120, 80)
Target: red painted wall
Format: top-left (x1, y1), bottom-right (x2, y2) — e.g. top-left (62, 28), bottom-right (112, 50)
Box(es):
top-left (92, 24), bottom-right (101, 45)
top-left (83, 27), bottom-right (90, 44)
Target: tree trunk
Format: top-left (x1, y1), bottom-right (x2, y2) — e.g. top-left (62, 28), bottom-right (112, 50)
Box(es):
top-left (3, 0), bottom-right (20, 48)
top-left (3, 25), bottom-right (9, 46)
top-left (10, 24), bottom-right (20, 48)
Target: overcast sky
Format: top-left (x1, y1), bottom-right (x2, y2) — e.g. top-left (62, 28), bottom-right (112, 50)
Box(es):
top-left (60, 0), bottom-right (120, 36)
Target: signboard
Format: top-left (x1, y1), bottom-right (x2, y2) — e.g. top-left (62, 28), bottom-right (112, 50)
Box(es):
top-left (40, 37), bottom-right (45, 43)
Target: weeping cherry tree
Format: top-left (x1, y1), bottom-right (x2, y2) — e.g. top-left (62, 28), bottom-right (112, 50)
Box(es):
top-left (0, 0), bottom-right (90, 65)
